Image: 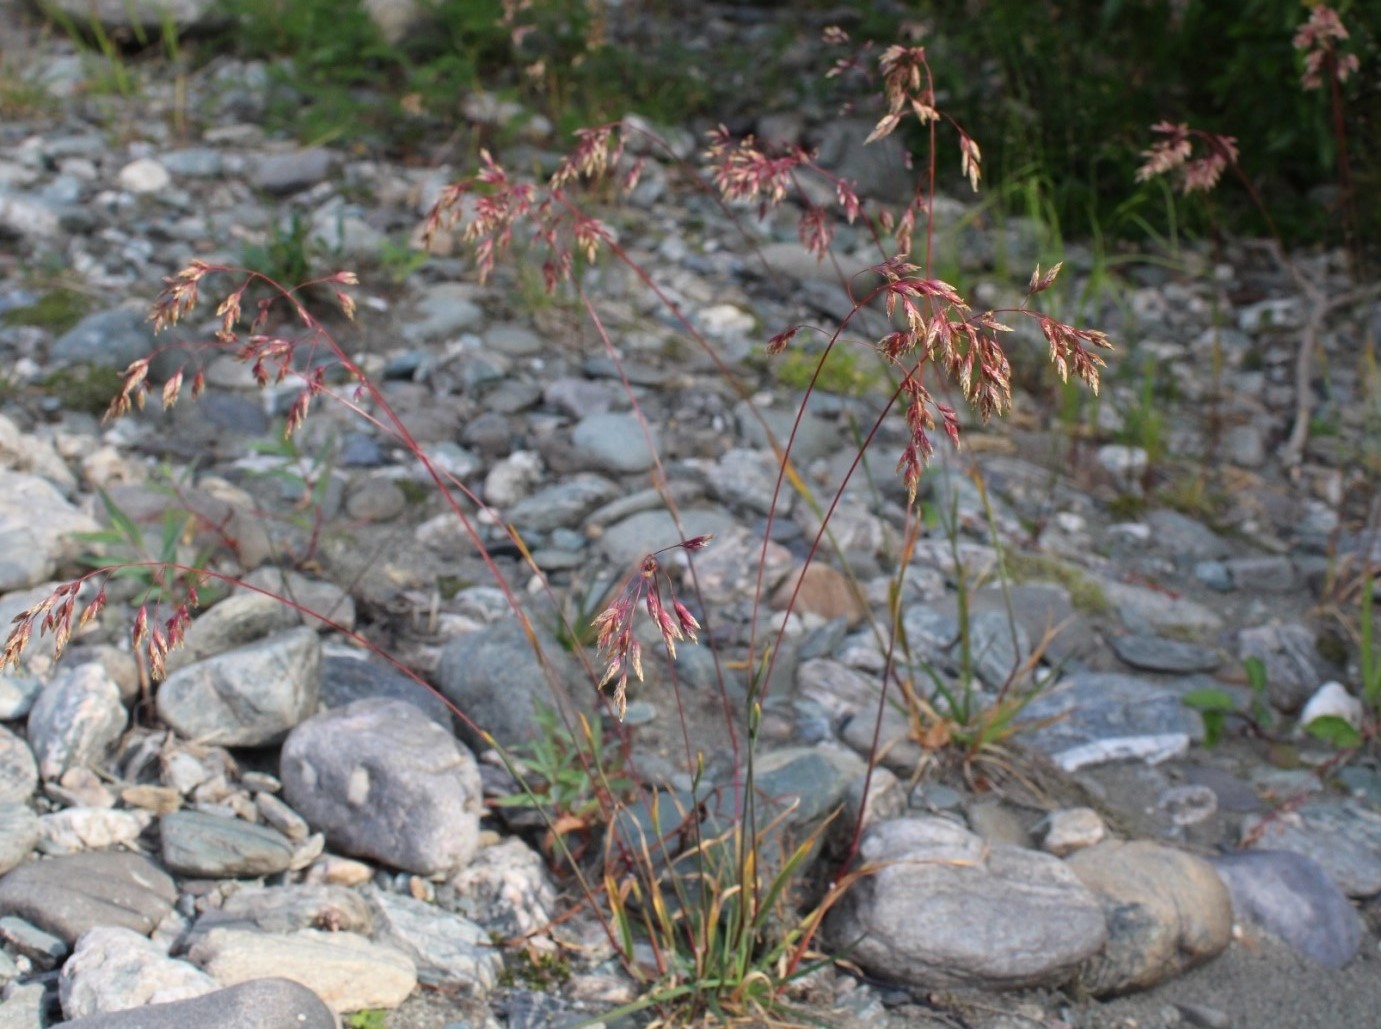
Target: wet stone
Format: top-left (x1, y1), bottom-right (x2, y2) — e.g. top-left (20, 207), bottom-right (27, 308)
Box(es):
top-left (1223, 556), bottom-right (1297, 592)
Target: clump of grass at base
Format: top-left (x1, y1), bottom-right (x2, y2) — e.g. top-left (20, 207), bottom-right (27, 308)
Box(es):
top-left (40, 366), bottom-right (126, 416)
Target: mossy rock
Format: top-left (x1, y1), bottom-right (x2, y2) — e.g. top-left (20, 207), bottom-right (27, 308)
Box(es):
top-left (0, 288), bottom-right (93, 334)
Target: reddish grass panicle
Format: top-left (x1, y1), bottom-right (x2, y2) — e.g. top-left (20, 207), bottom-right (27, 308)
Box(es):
top-left (1294, 4), bottom-right (1360, 91)
top-left (591, 536), bottom-right (712, 720)
top-left (1135, 121), bottom-right (1240, 195)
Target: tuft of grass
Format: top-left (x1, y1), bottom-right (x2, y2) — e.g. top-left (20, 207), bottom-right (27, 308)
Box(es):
top-left (1, 288), bottom-right (93, 333)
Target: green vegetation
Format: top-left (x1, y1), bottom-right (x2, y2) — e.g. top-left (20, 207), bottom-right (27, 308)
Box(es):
top-left (1, 288), bottom-right (92, 334)
top-left (855, 0), bottom-right (1375, 248)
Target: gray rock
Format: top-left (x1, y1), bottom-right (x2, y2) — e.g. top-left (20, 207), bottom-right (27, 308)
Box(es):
top-left (404, 283), bottom-right (483, 341)
top-left (57, 977), bottom-right (336, 1029)
top-left (1017, 673), bottom-right (1203, 772)
top-left (189, 928), bottom-right (416, 1014)
top-left (212, 883), bottom-right (373, 935)
top-left (0, 982), bottom-right (47, 1028)
top-left (26, 664), bottom-right (126, 781)
top-left (1066, 841), bottom-right (1233, 995)
top-left (1223, 556), bottom-right (1296, 592)
top-left (160, 810), bottom-right (295, 878)
top-left (0, 191), bottom-right (62, 240)
top-left (970, 609), bottom-right (1031, 690)
top-left (364, 886), bottom-right (502, 991)
top-left (238, 568), bottom-right (356, 633)
top-left (0, 851), bottom-right (176, 944)
top-left (827, 816), bottom-right (1106, 989)
top-left (809, 118), bottom-right (913, 204)
top-left (250, 148), bottom-right (336, 195)
top-left (447, 838), bottom-right (557, 938)
top-left (1240, 799), bottom-right (1381, 898)
top-left (159, 148), bottom-right (223, 178)
top-left (281, 698), bottom-right (483, 875)
top-left (0, 915), bottom-right (66, 967)
top-left (734, 400), bottom-right (838, 464)
top-left (1221, 423), bottom-right (1267, 467)
top-left (436, 619), bottom-right (592, 751)
top-left (1209, 850), bottom-right (1364, 968)
top-left (570, 412), bottom-right (658, 474)
top-left (50, 306), bottom-right (155, 370)
top-left (1194, 560), bottom-right (1234, 592)
top-left (484, 324), bottom-right (543, 356)
top-left (1101, 578), bottom-right (1223, 635)
top-left (1108, 633), bottom-right (1223, 674)
top-left (39, 0), bottom-right (221, 33)
top-left (506, 476), bottom-right (618, 532)
top-left (0, 473), bottom-right (101, 590)
top-left (162, 593), bottom-right (299, 676)
top-left (0, 727), bottom-right (37, 806)
top-left (1237, 623), bottom-right (1321, 712)
top-left (0, 804), bottom-right (38, 874)
top-left (542, 377), bottom-right (618, 417)
top-left (597, 506), bottom-right (737, 569)
top-left (156, 628), bottom-right (321, 747)
top-left (60, 926), bottom-right (217, 1020)
top-left (320, 654), bottom-right (452, 729)
top-left (0, 674), bottom-right (41, 720)
top-left (706, 448), bottom-right (785, 516)
top-left (39, 807), bottom-right (149, 854)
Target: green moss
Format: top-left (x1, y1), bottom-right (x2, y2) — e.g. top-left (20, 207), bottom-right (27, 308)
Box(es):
top-left (394, 479), bottom-right (431, 506)
top-left (1004, 550), bottom-right (1110, 616)
top-left (40, 365), bottom-right (125, 415)
top-left (435, 574), bottom-right (469, 600)
top-left (775, 346), bottom-right (882, 398)
top-left (1, 288), bottom-right (93, 334)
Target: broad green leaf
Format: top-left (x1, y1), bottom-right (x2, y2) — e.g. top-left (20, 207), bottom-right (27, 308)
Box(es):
top-left (1304, 715), bottom-right (1362, 750)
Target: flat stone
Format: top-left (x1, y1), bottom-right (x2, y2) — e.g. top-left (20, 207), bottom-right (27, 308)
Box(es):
top-left (1240, 799), bottom-right (1381, 898)
top-left (159, 811), bottom-right (295, 878)
top-left (250, 148), bottom-right (336, 194)
top-left (57, 977), bottom-right (336, 1029)
top-left (0, 915), bottom-right (67, 966)
top-left (507, 476), bottom-right (620, 533)
top-left (1066, 841), bottom-right (1232, 995)
top-left (403, 282), bottom-right (483, 341)
top-left (26, 663), bottom-right (126, 781)
top-left (189, 928), bottom-right (416, 1014)
top-left (0, 851), bottom-right (176, 944)
top-left (1209, 849), bottom-right (1364, 968)
top-left (1108, 633), bottom-right (1223, 674)
top-left (771, 563), bottom-right (867, 627)
top-left (281, 698), bottom-right (483, 876)
top-left (827, 816), bottom-right (1106, 989)
top-left (60, 926), bottom-right (217, 1020)
top-left (210, 883), bottom-right (373, 936)
top-left (1224, 556), bottom-right (1296, 592)
top-left (363, 886), bottom-right (502, 991)
top-left (1101, 578), bottom-right (1223, 635)
top-left (1017, 673), bottom-right (1203, 771)
top-left (156, 628), bottom-right (321, 747)
top-left (49, 307), bottom-right (156, 371)
top-left (570, 412), bottom-right (658, 474)
top-left (1144, 510), bottom-right (1230, 561)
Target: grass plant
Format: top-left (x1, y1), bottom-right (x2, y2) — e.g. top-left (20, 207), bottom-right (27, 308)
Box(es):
top-left (14, 13), bottom-right (1286, 1029)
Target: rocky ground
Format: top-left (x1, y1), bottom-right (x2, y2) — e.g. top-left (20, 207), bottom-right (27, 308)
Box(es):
top-left (1, 2), bottom-right (1381, 1028)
